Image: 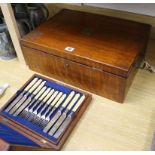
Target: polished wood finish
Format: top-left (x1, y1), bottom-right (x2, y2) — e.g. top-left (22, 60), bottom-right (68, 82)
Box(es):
top-left (21, 9), bottom-right (151, 102)
top-left (0, 139), bottom-right (10, 151)
top-left (22, 46), bottom-right (126, 102)
top-left (0, 74), bottom-right (92, 151)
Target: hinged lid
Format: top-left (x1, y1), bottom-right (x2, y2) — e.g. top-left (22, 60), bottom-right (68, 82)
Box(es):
top-left (21, 9), bottom-right (151, 77)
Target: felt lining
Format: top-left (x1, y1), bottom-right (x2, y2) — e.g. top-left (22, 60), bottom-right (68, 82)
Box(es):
top-left (0, 123), bottom-right (38, 146)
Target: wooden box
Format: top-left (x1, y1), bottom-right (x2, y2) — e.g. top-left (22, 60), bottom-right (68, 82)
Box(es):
top-left (20, 9), bottom-right (151, 103)
top-left (0, 74), bottom-right (92, 150)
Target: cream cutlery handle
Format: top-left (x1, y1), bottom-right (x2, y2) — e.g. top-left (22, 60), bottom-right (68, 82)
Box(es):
top-left (34, 86), bottom-right (47, 100)
top-left (55, 94), bottom-right (66, 108)
top-left (43, 89), bottom-right (54, 102)
top-left (72, 95), bottom-right (86, 112)
top-left (46, 91), bottom-right (59, 105)
top-left (50, 92), bottom-right (63, 106)
top-left (24, 78), bottom-right (38, 92)
top-left (28, 79), bottom-right (42, 93)
top-left (39, 87), bottom-right (51, 101)
top-left (67, 93), bottom-right (80, 110)
top-left (62, 91), bottom-right (75, 108)
top-left (33, 81), bottom-right (46, 95)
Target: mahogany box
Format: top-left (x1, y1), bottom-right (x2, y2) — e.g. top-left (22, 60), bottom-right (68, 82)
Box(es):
top-left (0, 74), bottom-right (91, 150)
top-left (20, 9), bottom-right (151, 103)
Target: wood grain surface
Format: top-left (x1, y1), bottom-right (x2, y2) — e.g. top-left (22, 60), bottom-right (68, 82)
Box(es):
top-left (21, 9), bottom-right (150, 77)
top-left (21, 9), bottom-right (150, 102)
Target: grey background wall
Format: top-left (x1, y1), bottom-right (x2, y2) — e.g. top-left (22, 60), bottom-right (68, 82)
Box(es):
top-left (85, 3), bottom-right (155, 17)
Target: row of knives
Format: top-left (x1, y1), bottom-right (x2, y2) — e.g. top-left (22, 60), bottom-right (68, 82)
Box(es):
top-left (5, 77), bottom-right (86, 139)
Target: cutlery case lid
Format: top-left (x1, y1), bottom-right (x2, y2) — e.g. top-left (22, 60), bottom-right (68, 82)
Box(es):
top-left (20, 9), bottom-right (151, 77)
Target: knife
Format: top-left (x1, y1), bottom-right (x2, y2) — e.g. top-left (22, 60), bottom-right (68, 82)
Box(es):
top-left (53, 95), bottom-right (86, 139)
top-left (9, 79), bottom-right (44, 115)
top-left (43, 91), bottom-right (75, 133)
top-left (13, 81), bottom-right (47, 116)
top-left (48, 93), bottom-right (80, 136)
top-left (5, 77), bottom-right (38, 113)
top-left (40, 93), bottom-right (67, 127)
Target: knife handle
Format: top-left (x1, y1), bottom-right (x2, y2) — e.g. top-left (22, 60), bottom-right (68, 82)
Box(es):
top-left (34, 86), bottom-right (46, 100)
top-left (32, 81), bottom-right (46, 95)
top-left (28, 79), bottom-right (42, 94)
top-left (46, 91), bottom-right (59, 105)
top-left (43, 89), bottom-right (54, 102)
top-left (55, 94), bottom-right (66, 108)
top-left (67, 93), bottom-right (80, 110)
top-left (24, 78), bottom-right (38, 92)
top-left (39, 88), bottom-right (51, 101)
top-left (62, 91), bottom-right (75, 108)
top-left (50, 92), bottom-right (63, 107)
top-left (72, 95), bottom-right (85, 112)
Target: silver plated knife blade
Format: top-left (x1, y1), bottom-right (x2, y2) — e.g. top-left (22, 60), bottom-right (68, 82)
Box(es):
top-left (48, 112), bottom-right (67, 136)
top-left (13, 97), bottom-right (32, 116)
top-left (8, 79), bottom-right (44, 115)
top-left (5, 77), bottom-right (39, 113)
top-left (9, 95), bottom-right (27, 115)
top-left (54, 95), bottom-right (86, 138)
top-left (48, 93), bottom-right (81, 136)
top-left (53, 114), bottom-right (72, 139)
top-left (43, 110), bottom-right (62, 133)
top-left (43, 91), bottom-right (75, 132)
top-left (5, 93), bottom-right (24, 113)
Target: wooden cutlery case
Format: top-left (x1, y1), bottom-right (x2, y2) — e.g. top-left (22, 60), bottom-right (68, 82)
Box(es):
top-left (20, 9), bottom-right (151, 103)
top-left (0, 74), bottom-right (92, 150)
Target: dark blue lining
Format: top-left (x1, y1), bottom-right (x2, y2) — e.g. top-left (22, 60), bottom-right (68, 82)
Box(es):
top-left (1, 75), bottom-right (81, 144)
top-left (0, 123), bottom-right (38, 146)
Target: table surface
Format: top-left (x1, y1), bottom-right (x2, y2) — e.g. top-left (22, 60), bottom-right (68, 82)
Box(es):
top-left (0, 39), bottom-right (155, 151)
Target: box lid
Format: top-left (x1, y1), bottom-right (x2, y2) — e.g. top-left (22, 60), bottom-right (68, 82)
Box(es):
top-left (21, 9), bottom-right (150, 77)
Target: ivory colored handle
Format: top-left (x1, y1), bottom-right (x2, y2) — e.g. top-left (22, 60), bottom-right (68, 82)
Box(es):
top-left (34, 86), bottom-right (46, 100)
top-left (43, 89), bottom-right (54, 102)
top-left (24, 78), bottom-right (38, 92)
top-left (50, 92), bottom-right (63, 107)
top-left (28, 79), bottom-right (43, 93)
top-left (67, 93), bottom-right (80, 110)
top-left (46, 91), bottom-right (59, 105)
top-left (39, 87), bottom-right (51, 100)
top-left (72, 95), bottom-right (85, 112)
top-left (62, 91), bottom-right (75, 108)
top-left (32, 81), bottom-right (46, 95)
top-left (55, 94), bottom-right (66, 108)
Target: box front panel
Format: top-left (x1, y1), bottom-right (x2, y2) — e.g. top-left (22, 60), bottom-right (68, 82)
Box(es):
top-left (22, 46), bottom-right (126, 102)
